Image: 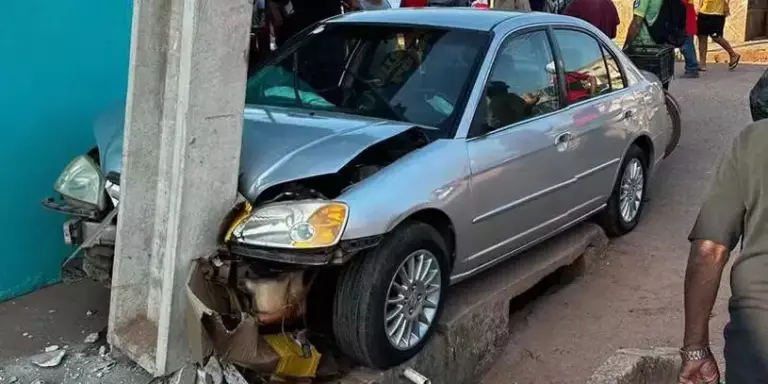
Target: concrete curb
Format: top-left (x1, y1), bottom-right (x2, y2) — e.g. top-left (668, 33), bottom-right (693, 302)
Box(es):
top-left (341, 223), bottom-right (609, 384)
top-left (587, 348), bottom-right (681, 384)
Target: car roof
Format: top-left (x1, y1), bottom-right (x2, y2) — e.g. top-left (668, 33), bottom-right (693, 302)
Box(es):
top-left (329, 8), bottom-right (524, 31)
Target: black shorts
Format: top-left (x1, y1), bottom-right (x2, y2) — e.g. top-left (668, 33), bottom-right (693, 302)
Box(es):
top-left (697, 13), bottom-right (726, 38)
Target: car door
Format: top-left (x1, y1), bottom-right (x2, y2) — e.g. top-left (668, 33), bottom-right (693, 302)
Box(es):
top-left (462, 29), bottom-right (575, 271)
top-left (549, 28), bottom-right (636, 219)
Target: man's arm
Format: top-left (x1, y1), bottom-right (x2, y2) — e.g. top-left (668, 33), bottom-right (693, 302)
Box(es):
top-left (623, 15), bottom-right (644, 49)
top-left (623, 0), bottom-right (649, 49)
top-left (680, 134), bottom-right (745, 382)
top-left (683, 240), bottom-right (730, 349)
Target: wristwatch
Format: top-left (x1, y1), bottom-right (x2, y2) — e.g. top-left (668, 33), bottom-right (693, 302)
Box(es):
top-left (680, 346), bottom-right (712, 362)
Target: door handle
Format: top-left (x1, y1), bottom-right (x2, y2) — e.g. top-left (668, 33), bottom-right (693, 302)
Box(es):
top-left (555, 132), bottom-right (572, 152)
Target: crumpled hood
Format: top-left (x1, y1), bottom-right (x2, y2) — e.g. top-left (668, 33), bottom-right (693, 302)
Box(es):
top-left (93, 106), bottom-right (420, 201)
top-left (93, 105), bottom-right (126, 177)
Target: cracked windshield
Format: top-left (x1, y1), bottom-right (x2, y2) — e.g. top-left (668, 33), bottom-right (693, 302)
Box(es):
top-left (245, 24), bottom-right (489, 132)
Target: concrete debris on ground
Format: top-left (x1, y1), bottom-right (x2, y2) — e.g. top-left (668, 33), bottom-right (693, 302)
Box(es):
top-left (31, 350), bottom-right (66, 368)
top-left (44, 345), bottom-right (59, 353)
top-left (84, 332), bottom-right (99, 344)
top-left (221, 362), bottom-right (249, 384)
top-left (0, 344), bottom-right (150, 384)
top-left (202, 356), bottom-right (224, 384)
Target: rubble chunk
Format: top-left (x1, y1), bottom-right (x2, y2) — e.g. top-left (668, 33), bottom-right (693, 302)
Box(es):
top-left (84, 332), bottom-right (99, 344)
top-left (222, 363), bottom-right (249, 384)
top-left (31, 350), bottom-right (66, 368)
top-left (44, 345), bottom-right (60, 353)
top-left (203, 357), bottom-right (223, 384)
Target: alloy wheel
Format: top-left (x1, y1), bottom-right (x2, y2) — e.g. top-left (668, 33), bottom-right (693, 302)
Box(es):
top-left (384, 250), bottom-right (442, 350)
top-left (619, 158), bottom-right (644, 223)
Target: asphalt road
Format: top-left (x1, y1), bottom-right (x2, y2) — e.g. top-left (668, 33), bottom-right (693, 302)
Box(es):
top-left (481, 64), bottom-right (766, 384)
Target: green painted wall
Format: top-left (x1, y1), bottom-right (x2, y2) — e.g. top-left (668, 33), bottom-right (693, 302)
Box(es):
top-left (0, 1), bottom-right (132, 300)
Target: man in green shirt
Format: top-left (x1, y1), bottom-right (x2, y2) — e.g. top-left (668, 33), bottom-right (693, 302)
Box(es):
top-left (622, 0), bottom-right (670, 89)
top-left (623, 0), bottom-right (662, 49)
top-left (680, 119), bottom-right (768, 382)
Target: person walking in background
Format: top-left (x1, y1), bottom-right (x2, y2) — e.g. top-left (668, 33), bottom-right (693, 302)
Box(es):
top-left (561, 0), bottom-right (620, 38)
top-left (680, 0), bottom-right (700, 77)
top-left (697, 0), bottom-right (740, 71)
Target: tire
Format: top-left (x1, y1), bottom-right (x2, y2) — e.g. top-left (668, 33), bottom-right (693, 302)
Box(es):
top-left (333, 221), bottom-right (450, 369)
top-left (663, 92), bottom-right (681, 158)
top-left (596, 144), bottom-right (648, 237)
top-left (82, 246), bottom-right (114, 288)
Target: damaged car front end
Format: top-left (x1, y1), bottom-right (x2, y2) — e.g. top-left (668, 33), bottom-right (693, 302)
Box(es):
top-left (42, 107), bottom-right (124, 285)
top-left (44, 16), bottom-right (491, 373)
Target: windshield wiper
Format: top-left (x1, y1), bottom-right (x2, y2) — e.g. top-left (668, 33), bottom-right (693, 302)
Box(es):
top-left (292, 51), bottom-right (304, 108)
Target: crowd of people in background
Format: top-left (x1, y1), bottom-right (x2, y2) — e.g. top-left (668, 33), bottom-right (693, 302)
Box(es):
top-left (247, 0), bottom-right (742, 82)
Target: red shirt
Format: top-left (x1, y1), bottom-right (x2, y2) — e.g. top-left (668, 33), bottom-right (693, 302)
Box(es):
top-left (684, 0), bottom-right (697, 36)
top-left (562, 0), bottom-right (620, 39)
top-left (400, 0), bottom-right (428, 6)
top-left (564, 72), bottom-right (592, 103)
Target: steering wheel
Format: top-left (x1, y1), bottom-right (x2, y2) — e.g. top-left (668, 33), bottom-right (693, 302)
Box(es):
top-left (319, 63), bottom-right (407, 122)
top-left (345, 70), bottom-right (408, 122)
top-left (300, 62), bottom-right (407, 121)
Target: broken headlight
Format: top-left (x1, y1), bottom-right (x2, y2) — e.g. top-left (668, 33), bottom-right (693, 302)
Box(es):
top-left (227, 200), bottom-right (348, 249)
top-left (54, 155), bottom-right (105, 209)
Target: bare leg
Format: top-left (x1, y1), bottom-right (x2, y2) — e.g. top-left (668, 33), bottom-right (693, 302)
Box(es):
top-left (698, 35), bottom-right (708, 70)
top-left (712, 36), bottom-right (739, 60)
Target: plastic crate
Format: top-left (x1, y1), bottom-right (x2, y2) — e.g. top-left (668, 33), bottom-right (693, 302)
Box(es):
top-left (626, 45), bottom-right (676, 84)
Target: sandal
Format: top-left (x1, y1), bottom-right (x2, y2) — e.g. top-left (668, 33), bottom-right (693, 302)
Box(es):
top-left (729, 54), bottom-right (741, 70)
top-left (698, 67), bottom-right (707, 72)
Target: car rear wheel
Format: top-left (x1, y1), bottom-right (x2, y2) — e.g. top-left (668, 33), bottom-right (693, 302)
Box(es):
top-left (333, 221), bottom-right (450, 369)
top-left (596, 144), bottom-right (647, 237)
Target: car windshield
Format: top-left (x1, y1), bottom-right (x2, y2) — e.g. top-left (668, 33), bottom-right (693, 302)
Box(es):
top-left (245, 23), bottom-right (490, 134)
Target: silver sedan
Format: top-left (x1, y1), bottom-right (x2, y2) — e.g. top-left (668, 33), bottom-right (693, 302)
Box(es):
top-left (45, 8), bottom-right (674, 370)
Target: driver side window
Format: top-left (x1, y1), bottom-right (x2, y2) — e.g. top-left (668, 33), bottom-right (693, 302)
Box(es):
top-left (472, 30), bottom-right (560, 136)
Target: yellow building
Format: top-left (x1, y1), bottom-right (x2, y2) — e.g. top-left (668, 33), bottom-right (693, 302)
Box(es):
top-left (612, 0), bottom-right (768, 44)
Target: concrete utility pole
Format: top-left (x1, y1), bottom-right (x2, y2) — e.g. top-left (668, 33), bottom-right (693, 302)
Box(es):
top-left (108, 0), bottom-right (251, 376)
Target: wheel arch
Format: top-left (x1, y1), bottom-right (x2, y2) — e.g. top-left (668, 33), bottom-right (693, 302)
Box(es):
top-left (632, 134), bottom-right (654, 167)
top-left (608, 134), bottom-right (654, 196)
top-left (389, 208), bottom-right (457, 266)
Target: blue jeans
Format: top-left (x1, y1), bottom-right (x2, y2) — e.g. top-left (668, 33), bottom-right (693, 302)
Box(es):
top-left (680, 35), bottom-right (699, 73)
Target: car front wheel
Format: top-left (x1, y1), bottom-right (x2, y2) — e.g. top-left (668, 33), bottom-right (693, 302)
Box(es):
top-left (596, 144), bottom-right (647, 237)
top-left (333, 221), bottom-right (450, 369)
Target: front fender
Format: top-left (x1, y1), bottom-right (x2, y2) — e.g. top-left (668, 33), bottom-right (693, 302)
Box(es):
top-left (337, 139), bottom-right (471, 241)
